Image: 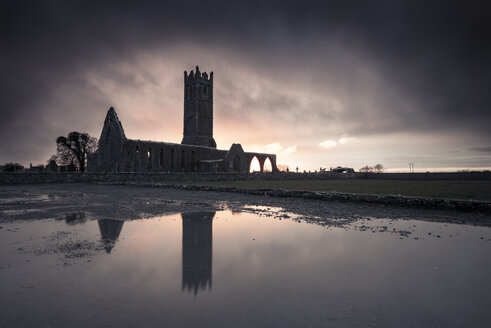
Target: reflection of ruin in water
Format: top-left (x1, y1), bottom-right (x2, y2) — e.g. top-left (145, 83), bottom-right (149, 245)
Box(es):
top-left (181, 212), bottom-right (214, 295)
top-left (98, 219), bottom-right (124, 254)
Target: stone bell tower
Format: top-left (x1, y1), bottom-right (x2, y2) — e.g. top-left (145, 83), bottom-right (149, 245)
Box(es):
top-left (181, 66), bottom-right (217, 148)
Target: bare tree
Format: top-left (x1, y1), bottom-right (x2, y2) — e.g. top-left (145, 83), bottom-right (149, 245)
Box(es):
top-left (359, 165), bottom-right (373, 173)
top-left (55, 132), bottom-right (97, 172)
top-left (374, 163), bottom-right (385, 173)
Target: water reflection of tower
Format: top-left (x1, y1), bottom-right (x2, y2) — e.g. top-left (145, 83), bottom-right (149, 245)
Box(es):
top-left (181, 212), bottom-right (214, 295)
top-left (98, 219), bottom-right (124, 254)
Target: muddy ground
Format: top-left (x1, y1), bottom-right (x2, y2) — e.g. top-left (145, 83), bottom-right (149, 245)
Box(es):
top-left (0, 183), bottom-right (489, 227)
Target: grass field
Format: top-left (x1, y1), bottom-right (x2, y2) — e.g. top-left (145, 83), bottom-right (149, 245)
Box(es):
top-left (184, 179), bottom-right (491, 201)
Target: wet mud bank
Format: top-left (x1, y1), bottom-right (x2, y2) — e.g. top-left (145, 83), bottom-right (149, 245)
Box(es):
top-left (1, 184), bottom-right (489, 227)
top-left (111, 182), bottom-right (491, 215)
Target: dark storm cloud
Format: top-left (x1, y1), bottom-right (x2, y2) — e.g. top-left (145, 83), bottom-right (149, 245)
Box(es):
top-left (1, 0), bottom-right (490, 164)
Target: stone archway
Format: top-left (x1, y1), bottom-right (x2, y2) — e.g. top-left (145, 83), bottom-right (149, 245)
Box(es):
top-left (263, 157), bottom-right (273, 172)
top-left (249, 156), bottom-right (260, 173)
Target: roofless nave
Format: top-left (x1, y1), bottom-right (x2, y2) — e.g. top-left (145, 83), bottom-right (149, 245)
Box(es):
top-left (87, 66), bottom-right (278, 173)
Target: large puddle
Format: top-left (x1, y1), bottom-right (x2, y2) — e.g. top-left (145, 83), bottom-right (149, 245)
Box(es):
top-left (1, 210), bottom-right (490, 327)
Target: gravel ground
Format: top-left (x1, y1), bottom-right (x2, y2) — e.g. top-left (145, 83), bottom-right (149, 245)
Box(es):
top-left (0, 183), bottom-right (489, 227)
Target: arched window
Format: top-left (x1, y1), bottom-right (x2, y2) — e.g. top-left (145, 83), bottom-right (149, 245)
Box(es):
top-left (249, 156), bottom-right (260, 173)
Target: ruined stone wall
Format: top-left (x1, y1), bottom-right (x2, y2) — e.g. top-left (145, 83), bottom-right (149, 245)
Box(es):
top-left (243, 152), bottom-right (278, 173)
top-left (88, 66), bottom-right (279, 174)
top-left (89, 131), bottom-right (278, 174)
top-left (221, 144), bottom-right (278, 173)
top-left (99, 137), bottom-right (277, 174)
top-left (96, 107), bottom-right (126, 172)
top-left (119, 139), bottom-right (228, 173)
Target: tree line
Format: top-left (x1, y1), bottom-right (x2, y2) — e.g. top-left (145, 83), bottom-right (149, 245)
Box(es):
top-left (359, 164), bottom-right (385, 173)
top-left (1, 131), bottom-right (97, 173)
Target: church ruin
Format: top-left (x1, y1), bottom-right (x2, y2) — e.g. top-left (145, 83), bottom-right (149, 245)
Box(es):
top-left (87, 66), bottom-right (277, 173)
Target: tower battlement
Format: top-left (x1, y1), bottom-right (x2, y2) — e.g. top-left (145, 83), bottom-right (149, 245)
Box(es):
top-left (184, 66), bottom-right (213, 84)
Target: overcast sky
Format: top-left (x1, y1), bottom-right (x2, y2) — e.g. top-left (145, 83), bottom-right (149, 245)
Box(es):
top-left (1, 0), bottom-right (490, 171)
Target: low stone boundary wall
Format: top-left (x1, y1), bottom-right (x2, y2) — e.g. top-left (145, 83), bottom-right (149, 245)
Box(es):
top-left (114, 182), bottom-right (491, 214)
top-left (1, 170), bottom-right (490, 185)
top-left (361, 171), bottom-right (491, 180)
top-left (0, 172), bottom-right (245, 185)
top-left (0, 171), bottom-right (359, 185)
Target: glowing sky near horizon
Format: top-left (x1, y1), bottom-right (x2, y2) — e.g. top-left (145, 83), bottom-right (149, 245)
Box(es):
top-left (1, 1), bottom-right (490, 172)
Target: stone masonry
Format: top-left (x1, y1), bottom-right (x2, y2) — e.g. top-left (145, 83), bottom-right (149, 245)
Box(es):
top-left (87, 66), bottom-right (277, 173)
top-left (182, 67), bottom-right (216, 148)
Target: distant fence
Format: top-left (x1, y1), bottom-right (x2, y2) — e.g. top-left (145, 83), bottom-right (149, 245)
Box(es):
top-left (1, 171), bottom-right (490, 185)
